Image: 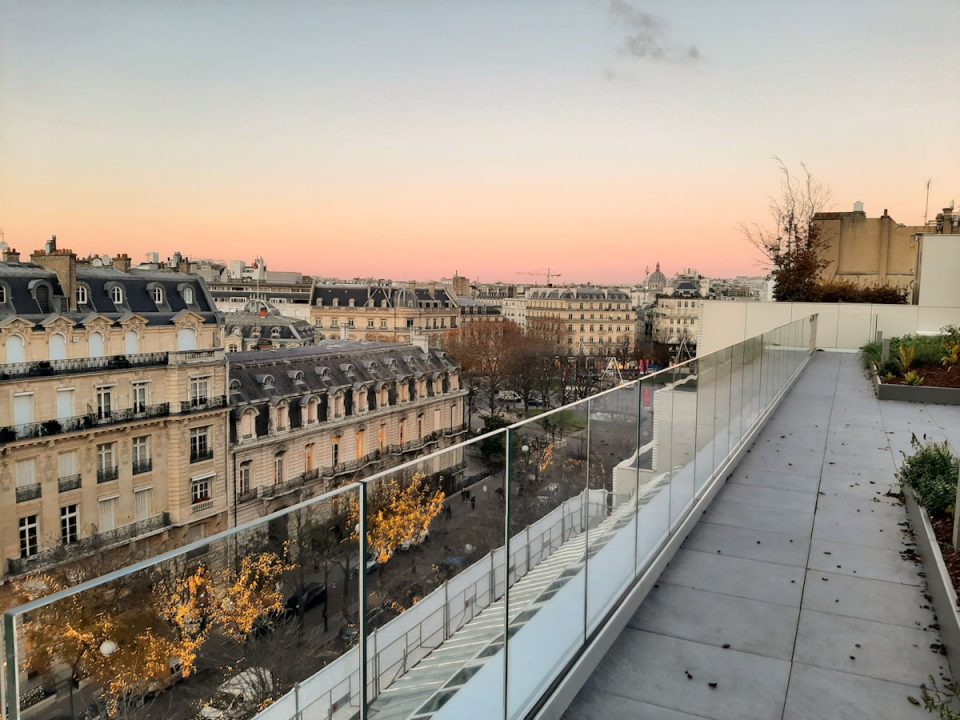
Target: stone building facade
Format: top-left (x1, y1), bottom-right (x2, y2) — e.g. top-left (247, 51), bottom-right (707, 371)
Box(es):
top-left (227, 343), bottom-right (468, 525)
top-left (309, 284), bottom-right (460, 344)
top-left (525, 287), bottom-right (635, 356)
top-left (0, 239), bottom-right (228, 584)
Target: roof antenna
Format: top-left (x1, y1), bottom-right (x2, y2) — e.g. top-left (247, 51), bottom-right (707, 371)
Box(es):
top-left (924, 178), bottom-right (931, 225)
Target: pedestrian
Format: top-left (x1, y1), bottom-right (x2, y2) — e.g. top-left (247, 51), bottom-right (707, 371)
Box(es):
top-left (470, 495), bottom-right (476, 510)
top-left (445, 504), bottom-right (453, 520)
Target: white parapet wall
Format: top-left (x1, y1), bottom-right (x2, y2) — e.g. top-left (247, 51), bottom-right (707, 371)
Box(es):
top-left (697, 300), bottom-right (960, 355)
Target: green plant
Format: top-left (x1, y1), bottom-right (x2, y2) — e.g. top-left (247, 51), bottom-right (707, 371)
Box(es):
top-left (898, 341), bottom-right (917, 372)
top-left (882, 372), bottom-right (897, 383)
top-left (860, 340), bottom-right (881, 371)
top-left (915, 675), bottom-right (960, 719)
top-left (903, 370), bottom-right (925, 386)
top-left (898, 435), bottom-right (959, 516)
top-left (942, 342), bottom-right (960, 368)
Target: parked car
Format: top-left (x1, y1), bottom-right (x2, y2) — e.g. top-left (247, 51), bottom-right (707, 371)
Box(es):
top-left (284, 582), bottom-right (326, 615)
top-left (497, 390), bottom-right (521, 403)
top-left (199, 668), bottom-right (274, 720)
top-left (400, 529), bottom-right (430, 551)
top-left (145, 657), bottom-right (184, 697)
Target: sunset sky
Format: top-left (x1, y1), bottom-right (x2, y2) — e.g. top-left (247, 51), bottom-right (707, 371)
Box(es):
top-left (2, 1), bottom-right (958, 284)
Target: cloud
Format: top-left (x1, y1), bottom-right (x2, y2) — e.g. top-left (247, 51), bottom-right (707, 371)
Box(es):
top-left (608, 0), bottom-right (702, 65)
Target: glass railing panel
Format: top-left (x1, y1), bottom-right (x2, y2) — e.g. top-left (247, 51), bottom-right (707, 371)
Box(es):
top-left (4, 483), bottom-right (361, 720)
top-left (362, 438), bottom-right (505, 720)
top-left (505, 400), bottom-right (588, 719)
top-left (728, 340), bottom-right (745, 449)
top-left (636, 367), bottom-right (673, 570)
top-left (585, 383), bottom-right (640, 635)
top-left (669, 360), bottom-right (698, 530)
top-left (712, 347), bottom-right (732, 468)
top-left (693, 351), bottom-right (717, 498)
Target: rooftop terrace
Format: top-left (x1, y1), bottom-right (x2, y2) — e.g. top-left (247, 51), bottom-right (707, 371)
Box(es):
top-left (4, 315), bottom-right (957, 720)
top-left (563, 351), bottom-right (959, 720)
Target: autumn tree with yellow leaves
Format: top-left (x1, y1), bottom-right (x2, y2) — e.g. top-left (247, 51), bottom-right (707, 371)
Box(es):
top-left (17, 551), bottom-right (291, 718)
top-left (350, 472), bottom-right (446, 566)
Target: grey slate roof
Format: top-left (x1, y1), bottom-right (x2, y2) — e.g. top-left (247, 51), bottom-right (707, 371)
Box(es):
top-left (0, 261), bottom-right (218, 327)
top-left (228, 341), bottom-right (460, 405)
top-left (526, 287), bottom-right (630, 301)
top-left (309, 284), bottom-right (458, 310)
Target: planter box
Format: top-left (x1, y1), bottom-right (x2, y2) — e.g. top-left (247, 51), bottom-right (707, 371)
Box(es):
top-left (904, 491), bottom-right (960, 679)
top-left (872, 367), bottom-right (960, 405)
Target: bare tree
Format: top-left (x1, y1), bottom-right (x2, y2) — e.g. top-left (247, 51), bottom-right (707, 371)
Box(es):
top-left (742, 159), bottom-right (830, 301)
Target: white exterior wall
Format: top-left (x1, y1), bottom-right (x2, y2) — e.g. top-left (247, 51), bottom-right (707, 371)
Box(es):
top-left (698, 300), bottom-right (960, 355)
top-left (917, 234), bottom-right (960, 308)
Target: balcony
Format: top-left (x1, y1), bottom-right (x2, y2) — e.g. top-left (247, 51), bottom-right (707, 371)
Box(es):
top-left (191, 499), bottom-right (214, 513)
top-left (57, 474), bottom-right (81, 492)
top-left (10, 315), bottom-right (953, 720)
top-left (180, 395), bottom-right (227, 414)
top-left (6, 512), bottom-right (170, 577)
top-left (96, 466), bottom-right (119, 483)
top-left (0, 403), bottom-right (171, 446)
top-left (0, 351), bottom-right (169, 382)
top-left (132, 458), bottom-right (153, 475)
top-left (190, 448), bottom-right (214, 463)
top-left (15, 483), bottom-right (41, 503)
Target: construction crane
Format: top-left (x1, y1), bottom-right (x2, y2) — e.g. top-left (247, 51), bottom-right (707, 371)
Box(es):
top-left (517, 268), bottom-right (562, 284)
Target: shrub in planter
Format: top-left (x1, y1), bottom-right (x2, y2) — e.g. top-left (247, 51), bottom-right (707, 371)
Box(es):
top-left (898, 435), bottom-right (959, 515)
top-left (903, 370), bottom-right (925, 386)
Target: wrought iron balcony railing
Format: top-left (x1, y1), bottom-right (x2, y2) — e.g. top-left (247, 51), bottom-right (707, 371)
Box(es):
top-left (15, 483), bottom-right (40, 503)
top-left (96, 466), bottom-right (119, 483)
top-left (57, 474), bottom-right (82, 492)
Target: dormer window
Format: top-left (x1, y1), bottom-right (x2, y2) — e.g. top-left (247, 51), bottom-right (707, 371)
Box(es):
top-left (183, 286), bottom-right (194, 305)
top-left (110, 286), bottom-right (123, 304)
top-left (152, 286), bottom-right (163, 304)
top-left (0, 286), bottom-right (6, 304)
top-left (76, 286), bottom-right (89, 305)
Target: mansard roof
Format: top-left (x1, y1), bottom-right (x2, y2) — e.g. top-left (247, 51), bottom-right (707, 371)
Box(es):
top-left (228, 341), bottom-right (460, 405)
top-left (0, 262), bottom-right (218, 327)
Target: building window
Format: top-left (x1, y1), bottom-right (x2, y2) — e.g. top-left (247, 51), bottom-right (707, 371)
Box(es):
top-left (58, 451), bottom-right (78, 481)
top-left (190, 376), bottom-right (210, 407)
top-left (131, 487), bottom-right (152, 521)
top-left (15, 459), bottom-right (36, 489)
top-left (417, 416), bottom-right (423, 439)
top-left (183, 286), bottom-right (195, 305)
top-left (347, 319), bottom-right (355, 328)
top-left (0, 285), bottom-right (5, 304)
top-left (60, 504), bottom-right (79, 545)
top-left (239, 409), bottom-right (256, 439)
top-left (110, 286), bottom-right (123, 304)
top-left (380, 319), bottom-right (387, 329)
top-left (276, 403), bottom-right (289, 431)
top-left (379, 424), bottom-right (386, 451)
top-left (132, 436), bottom-right (151, 474)
top-left (19, 516), bottom-right (39, 558)
top-left (97, 443), bottom-right (117, 482)
top-left (98, 497), bottom-right (118, 532)
top-left (96, 386), bottom-right (113, 420)
top-left (76, 286), bottom-right (88, 305)
top-left (152, 286), bottom-right (163, 304)
top-left (273, 454), bottom-right (285, 485)
top-left (238, 463), bottom-right (251, 495)
top-left (332, 441), bottom-right (340, 467)
top-left (132, 381), bottom-right (149, 413)
top-left (356, 430), bottom-right (364, 459)
top-left (304, 443), bottom-right (315, 473)
top-left (367, 319), bottom-right (375, 328)
top-left (399, 419), bottom-right (406, 445)
top-left (190, 427), bottom-right (211, 462)
top-left (190, 476), bottom-right (211, 504)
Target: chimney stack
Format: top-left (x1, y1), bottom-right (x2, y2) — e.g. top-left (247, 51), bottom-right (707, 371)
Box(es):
top-left (30, 241), bottom-right (78, 311)
top-left (2, 248), bottom-right (20, 263)
top-left (114, 253), bottom-right (131, 273)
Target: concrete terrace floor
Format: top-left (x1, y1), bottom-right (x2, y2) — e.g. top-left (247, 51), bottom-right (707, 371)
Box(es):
top-left (564, 351), bottom-right (960, 720)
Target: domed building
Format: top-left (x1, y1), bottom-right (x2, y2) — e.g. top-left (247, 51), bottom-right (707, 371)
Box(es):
top-left (223, 299), bottom-right (317, 352)
top-left (646, 262), bottom-right (667, 290)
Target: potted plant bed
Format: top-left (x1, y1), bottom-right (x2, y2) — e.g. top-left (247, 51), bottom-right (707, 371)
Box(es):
top-left (873, 364), bottom-right (960, 405)
top-left (900, 437), bottom-right (960, 678)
